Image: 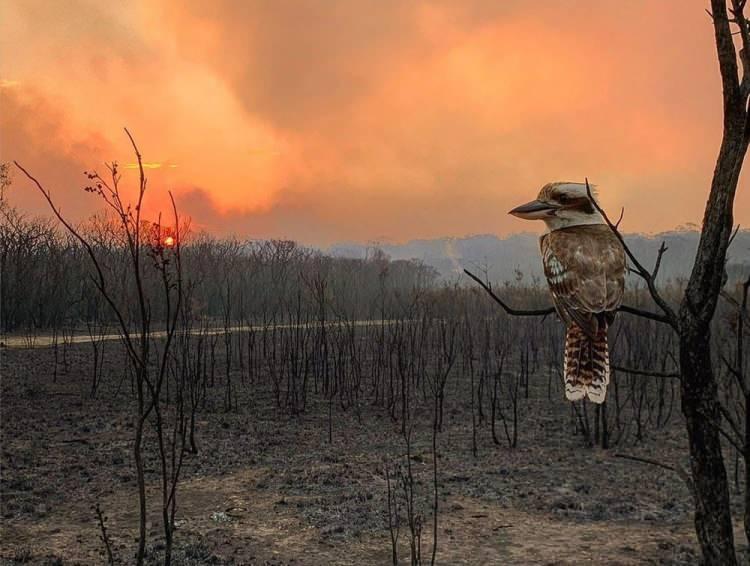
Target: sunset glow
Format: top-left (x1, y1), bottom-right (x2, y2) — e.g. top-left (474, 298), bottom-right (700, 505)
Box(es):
top-left (1, 1), bottom-right (747, 245)
top-left (124, 162), bottom-right (179, 170)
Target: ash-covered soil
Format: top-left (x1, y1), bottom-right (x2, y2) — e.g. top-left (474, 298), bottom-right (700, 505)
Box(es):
top-left (1, 340), bottom-right (746, 564)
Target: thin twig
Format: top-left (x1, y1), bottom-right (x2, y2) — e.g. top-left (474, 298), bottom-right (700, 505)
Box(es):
top-left (721, 354), bottom-right (747, 396)
top-left (13, 161), bottom-right (142, 367)
top-left (717, 404), bottom-right (744, 452)
top-left (585, 178), bottom-right (678, 328)
top-left (615, 453), bottom-right (693, 493)
top-left (612, 365), bottom-right (680, 379)
top-left (728, 224), bottom-right (742, 247)
top-left (652, 241), bottom-right (668, 281)
top-left (617, 304), bottom-right (672, 324)
top-left (95, 503), bottom-right (115, 565)
top-left (614, 207), bottom-right (625, 229)
top-left (463, 269), bottom-right (555, 317)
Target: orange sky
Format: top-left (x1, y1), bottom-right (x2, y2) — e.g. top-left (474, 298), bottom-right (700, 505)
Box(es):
top-left (1, 1), bottom-right (747, 245)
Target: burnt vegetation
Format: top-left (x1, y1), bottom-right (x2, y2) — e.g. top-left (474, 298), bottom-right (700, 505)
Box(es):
top-left (2, 144), bottom-right (749, 564)
top-left (2, 2), bottom-right (750, 564)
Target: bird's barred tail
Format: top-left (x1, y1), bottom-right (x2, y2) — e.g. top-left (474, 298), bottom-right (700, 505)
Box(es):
top-left (564, 322), bottom-right (609, 404)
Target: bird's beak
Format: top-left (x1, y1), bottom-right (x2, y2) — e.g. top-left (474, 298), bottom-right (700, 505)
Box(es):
top-left (508, 199), bottom-right (559, 220)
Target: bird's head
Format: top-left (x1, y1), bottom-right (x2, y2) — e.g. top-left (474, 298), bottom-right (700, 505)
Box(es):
top-left (509, 181), bottom-right (605, 231)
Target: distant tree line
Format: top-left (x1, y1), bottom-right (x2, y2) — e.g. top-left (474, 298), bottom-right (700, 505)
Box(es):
top-left (0, 187), bottom-right (438, 335)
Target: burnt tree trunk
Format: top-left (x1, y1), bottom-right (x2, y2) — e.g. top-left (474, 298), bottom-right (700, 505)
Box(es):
top-left (677, 2), bottom-right (750, 562)
top-left (679, 325), bottom-right (736, 564)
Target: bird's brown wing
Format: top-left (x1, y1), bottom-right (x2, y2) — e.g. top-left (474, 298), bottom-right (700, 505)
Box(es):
top-left (540, 225), bottom-right (625, 336)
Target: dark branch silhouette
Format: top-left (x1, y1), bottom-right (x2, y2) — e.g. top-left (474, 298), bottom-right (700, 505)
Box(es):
top-left (614, 453), bottom-right (692, 493)
top-left (462, 268), bottom-right (555, 317)
top-left (464, 268), bottom-right (672, 324)
top-left (612, 365), bottom-right (679, 379)
top-left (584, 178), bottom-right (678, 329)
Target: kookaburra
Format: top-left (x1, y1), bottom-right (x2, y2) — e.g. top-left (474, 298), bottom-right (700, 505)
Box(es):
top-left (509, 182), bottom-right (625, 404)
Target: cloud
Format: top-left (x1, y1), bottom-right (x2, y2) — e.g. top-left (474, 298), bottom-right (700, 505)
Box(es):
top-left (1, 0), bottom-right (747, 245)
top-left (0, 87), bottom-right (112, 218)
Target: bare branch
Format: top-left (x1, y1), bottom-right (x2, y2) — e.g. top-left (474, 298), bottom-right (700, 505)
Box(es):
top-left (721, 353), bottom-right (746, 392)
top-left (463, 269), bottom-right (555, 317)
top-left (728, 224), bottom-right (742, 247)
top-left (652, 241), bottom-right (668, 280)
top-left (717, 404), bottom-right (744, 451)
top-left (94, 503), bottom-right (115, 565)
top-left (614, 207), bottom-right (625, 230)
top-left (585, 178), bottom-right (678, 328)
top-left (612, 365), bottom-right (680, 379)
top-left (730, 0), bottom-right (750, 96)
top-left (615, 453), bottom-right (693, 493)
top-left (712, 0), bottom-right (745, 128)
top-left (13, 160), bottom-right (142, 367)
top-left (617, 304), bottom-right (672, 324)
top-left (465, 268), bottom-right (673, 324)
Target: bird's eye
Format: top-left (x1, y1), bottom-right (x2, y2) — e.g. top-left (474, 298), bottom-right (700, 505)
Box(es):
top-left (558, 195), bottom-right (569, 204)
